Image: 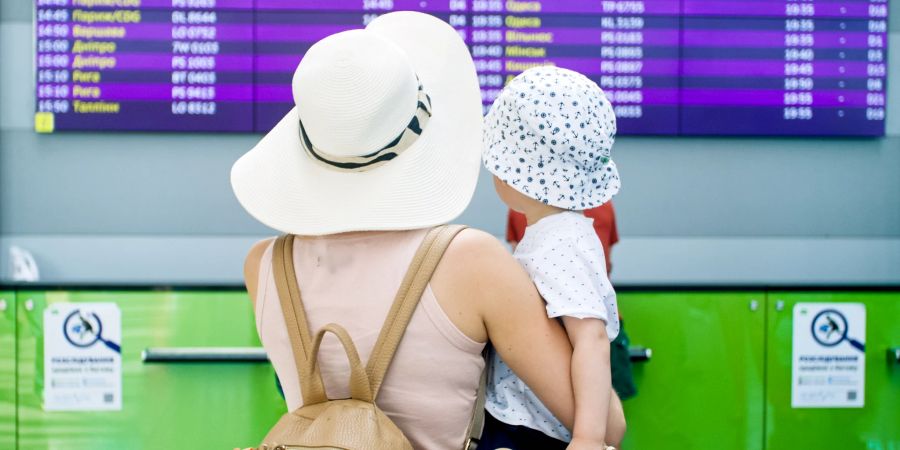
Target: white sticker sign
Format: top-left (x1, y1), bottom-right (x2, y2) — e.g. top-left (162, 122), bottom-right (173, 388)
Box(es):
top-left (792, 302), bottom-right (865, 408)
top-left (44, 303), bottom-right (122, 411)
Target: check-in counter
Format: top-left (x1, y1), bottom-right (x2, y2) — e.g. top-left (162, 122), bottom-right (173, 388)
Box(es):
top-left (13, 290), bottom-right (283, 449)
top-left (1, 289), bottom-right (898, 449)
top-left (618, 291), bottom-right (900, 450)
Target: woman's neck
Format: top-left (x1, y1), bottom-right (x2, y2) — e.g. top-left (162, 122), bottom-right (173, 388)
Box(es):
top-left (298, 229), bottom-right (399, 240)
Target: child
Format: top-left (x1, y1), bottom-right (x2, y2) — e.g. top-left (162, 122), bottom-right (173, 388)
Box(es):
top-left (481, 66), bottom-right (623, 450)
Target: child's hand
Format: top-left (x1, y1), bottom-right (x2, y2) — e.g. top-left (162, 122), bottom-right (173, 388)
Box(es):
top-left (567, 436), bottom-right (613, 450)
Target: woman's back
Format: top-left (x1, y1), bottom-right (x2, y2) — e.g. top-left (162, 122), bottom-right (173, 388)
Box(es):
top-left (254, 229), bottom-right (485, 450)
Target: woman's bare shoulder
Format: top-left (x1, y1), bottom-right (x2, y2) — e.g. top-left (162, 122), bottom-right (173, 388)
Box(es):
top-left (243, 237), bottom-right (276, 307)
top-left (432, 227), bottom-right (535, 342)
top-left (441, 227), bottom-right (525, 281)
top-left (444, 227), bottom-right (507, 259)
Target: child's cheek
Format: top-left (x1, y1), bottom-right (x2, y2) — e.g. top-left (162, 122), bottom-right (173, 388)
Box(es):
top-left (493, 176), bottom-right (511, 205)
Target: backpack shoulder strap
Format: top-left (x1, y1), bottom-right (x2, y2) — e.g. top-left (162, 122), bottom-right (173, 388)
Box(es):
top-left (272, 234), bottom-right (328, 406)
top-left (365, 224), bottom-right (468, 398)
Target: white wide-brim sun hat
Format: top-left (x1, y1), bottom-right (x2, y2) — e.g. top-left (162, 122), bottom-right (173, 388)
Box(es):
top-left (231, 12), bottom-right (482, 235)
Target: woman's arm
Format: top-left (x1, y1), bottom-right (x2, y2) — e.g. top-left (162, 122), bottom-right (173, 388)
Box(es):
top-left (607, 389), bottom-right (626, 446)
top-left (432, 229), bottom-right (577, 430)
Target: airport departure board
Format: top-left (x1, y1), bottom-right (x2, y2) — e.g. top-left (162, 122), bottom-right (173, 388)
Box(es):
top-left (34, 0), bottom-right (889, 135)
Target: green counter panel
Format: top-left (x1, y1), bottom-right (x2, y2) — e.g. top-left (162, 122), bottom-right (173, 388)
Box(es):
top-left (1, 291), bottom-right (15, 450)
top-left (617, 292), bottom-right (766, 450)
top-left (765, 292), bottom-right (900, 450)
top-left (16, 291), bottom-right (285, 450)
top-left (8, 289), bottom-right (897, 449)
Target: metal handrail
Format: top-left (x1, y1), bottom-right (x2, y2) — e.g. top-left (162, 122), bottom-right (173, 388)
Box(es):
top-left (629, 346), bottom-right (652, 362)
top-left (142, 346), bottom-right (653, 363)
top-left (142, 347), bottom-right (268, 363)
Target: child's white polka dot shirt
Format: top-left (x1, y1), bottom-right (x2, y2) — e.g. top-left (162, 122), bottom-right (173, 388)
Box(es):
top-left (485, 210), bottom-right (620, 441)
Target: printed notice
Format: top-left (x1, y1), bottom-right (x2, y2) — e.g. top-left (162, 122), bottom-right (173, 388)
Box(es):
top-left (44, 303), bottom-right (122, 411)
top-left (792, 302), bottom-right (866, 408)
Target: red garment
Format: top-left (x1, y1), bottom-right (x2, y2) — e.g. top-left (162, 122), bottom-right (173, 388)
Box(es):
top-left (506, 202), bottom-right (619, 274)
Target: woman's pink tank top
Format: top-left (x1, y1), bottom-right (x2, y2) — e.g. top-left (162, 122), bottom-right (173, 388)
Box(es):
top-left (256, 229), bottom-right (486, 450)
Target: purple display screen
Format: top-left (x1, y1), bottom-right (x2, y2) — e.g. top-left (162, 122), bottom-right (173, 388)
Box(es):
top-left (35, 0), bottom-right (889, 136)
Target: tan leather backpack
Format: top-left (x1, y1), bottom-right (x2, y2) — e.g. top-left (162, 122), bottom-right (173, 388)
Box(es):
top-left (260, 225), bottom-right (485, 450)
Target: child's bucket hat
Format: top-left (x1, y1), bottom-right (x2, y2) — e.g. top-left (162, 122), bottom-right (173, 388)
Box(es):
top-left (483, 66), bottom-right (620, 210)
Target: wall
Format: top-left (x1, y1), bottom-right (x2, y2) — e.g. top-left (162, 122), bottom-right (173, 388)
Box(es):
top-left (1, 1), bottom-right (899, 286)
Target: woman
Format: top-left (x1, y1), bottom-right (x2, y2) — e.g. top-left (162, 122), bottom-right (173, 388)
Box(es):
top-left (232, 12), bottom-right (624, 450)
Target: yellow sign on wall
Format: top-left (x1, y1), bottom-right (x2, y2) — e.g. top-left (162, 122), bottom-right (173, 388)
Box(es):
top-left (34, 112), bottom-right (55, 134)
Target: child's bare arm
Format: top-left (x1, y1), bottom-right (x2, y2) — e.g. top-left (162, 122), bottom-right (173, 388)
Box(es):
top-left (561, 316), bottom-right (615, 448)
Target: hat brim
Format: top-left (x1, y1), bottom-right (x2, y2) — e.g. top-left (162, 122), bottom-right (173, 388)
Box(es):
top-left (231, 12), bottom-right (482, 235)
top-left (487, 155), bottom-right (621, 211)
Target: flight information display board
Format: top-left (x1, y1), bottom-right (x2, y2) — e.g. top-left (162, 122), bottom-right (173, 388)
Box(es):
top-left (34, 0), bottom-right (889, 136)
top-left (680, 0), bottom-right (889, 135)
top-left (35, 0), bottom-right (255, 132)
top-left (470, 0), bottom-right (681, 134)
